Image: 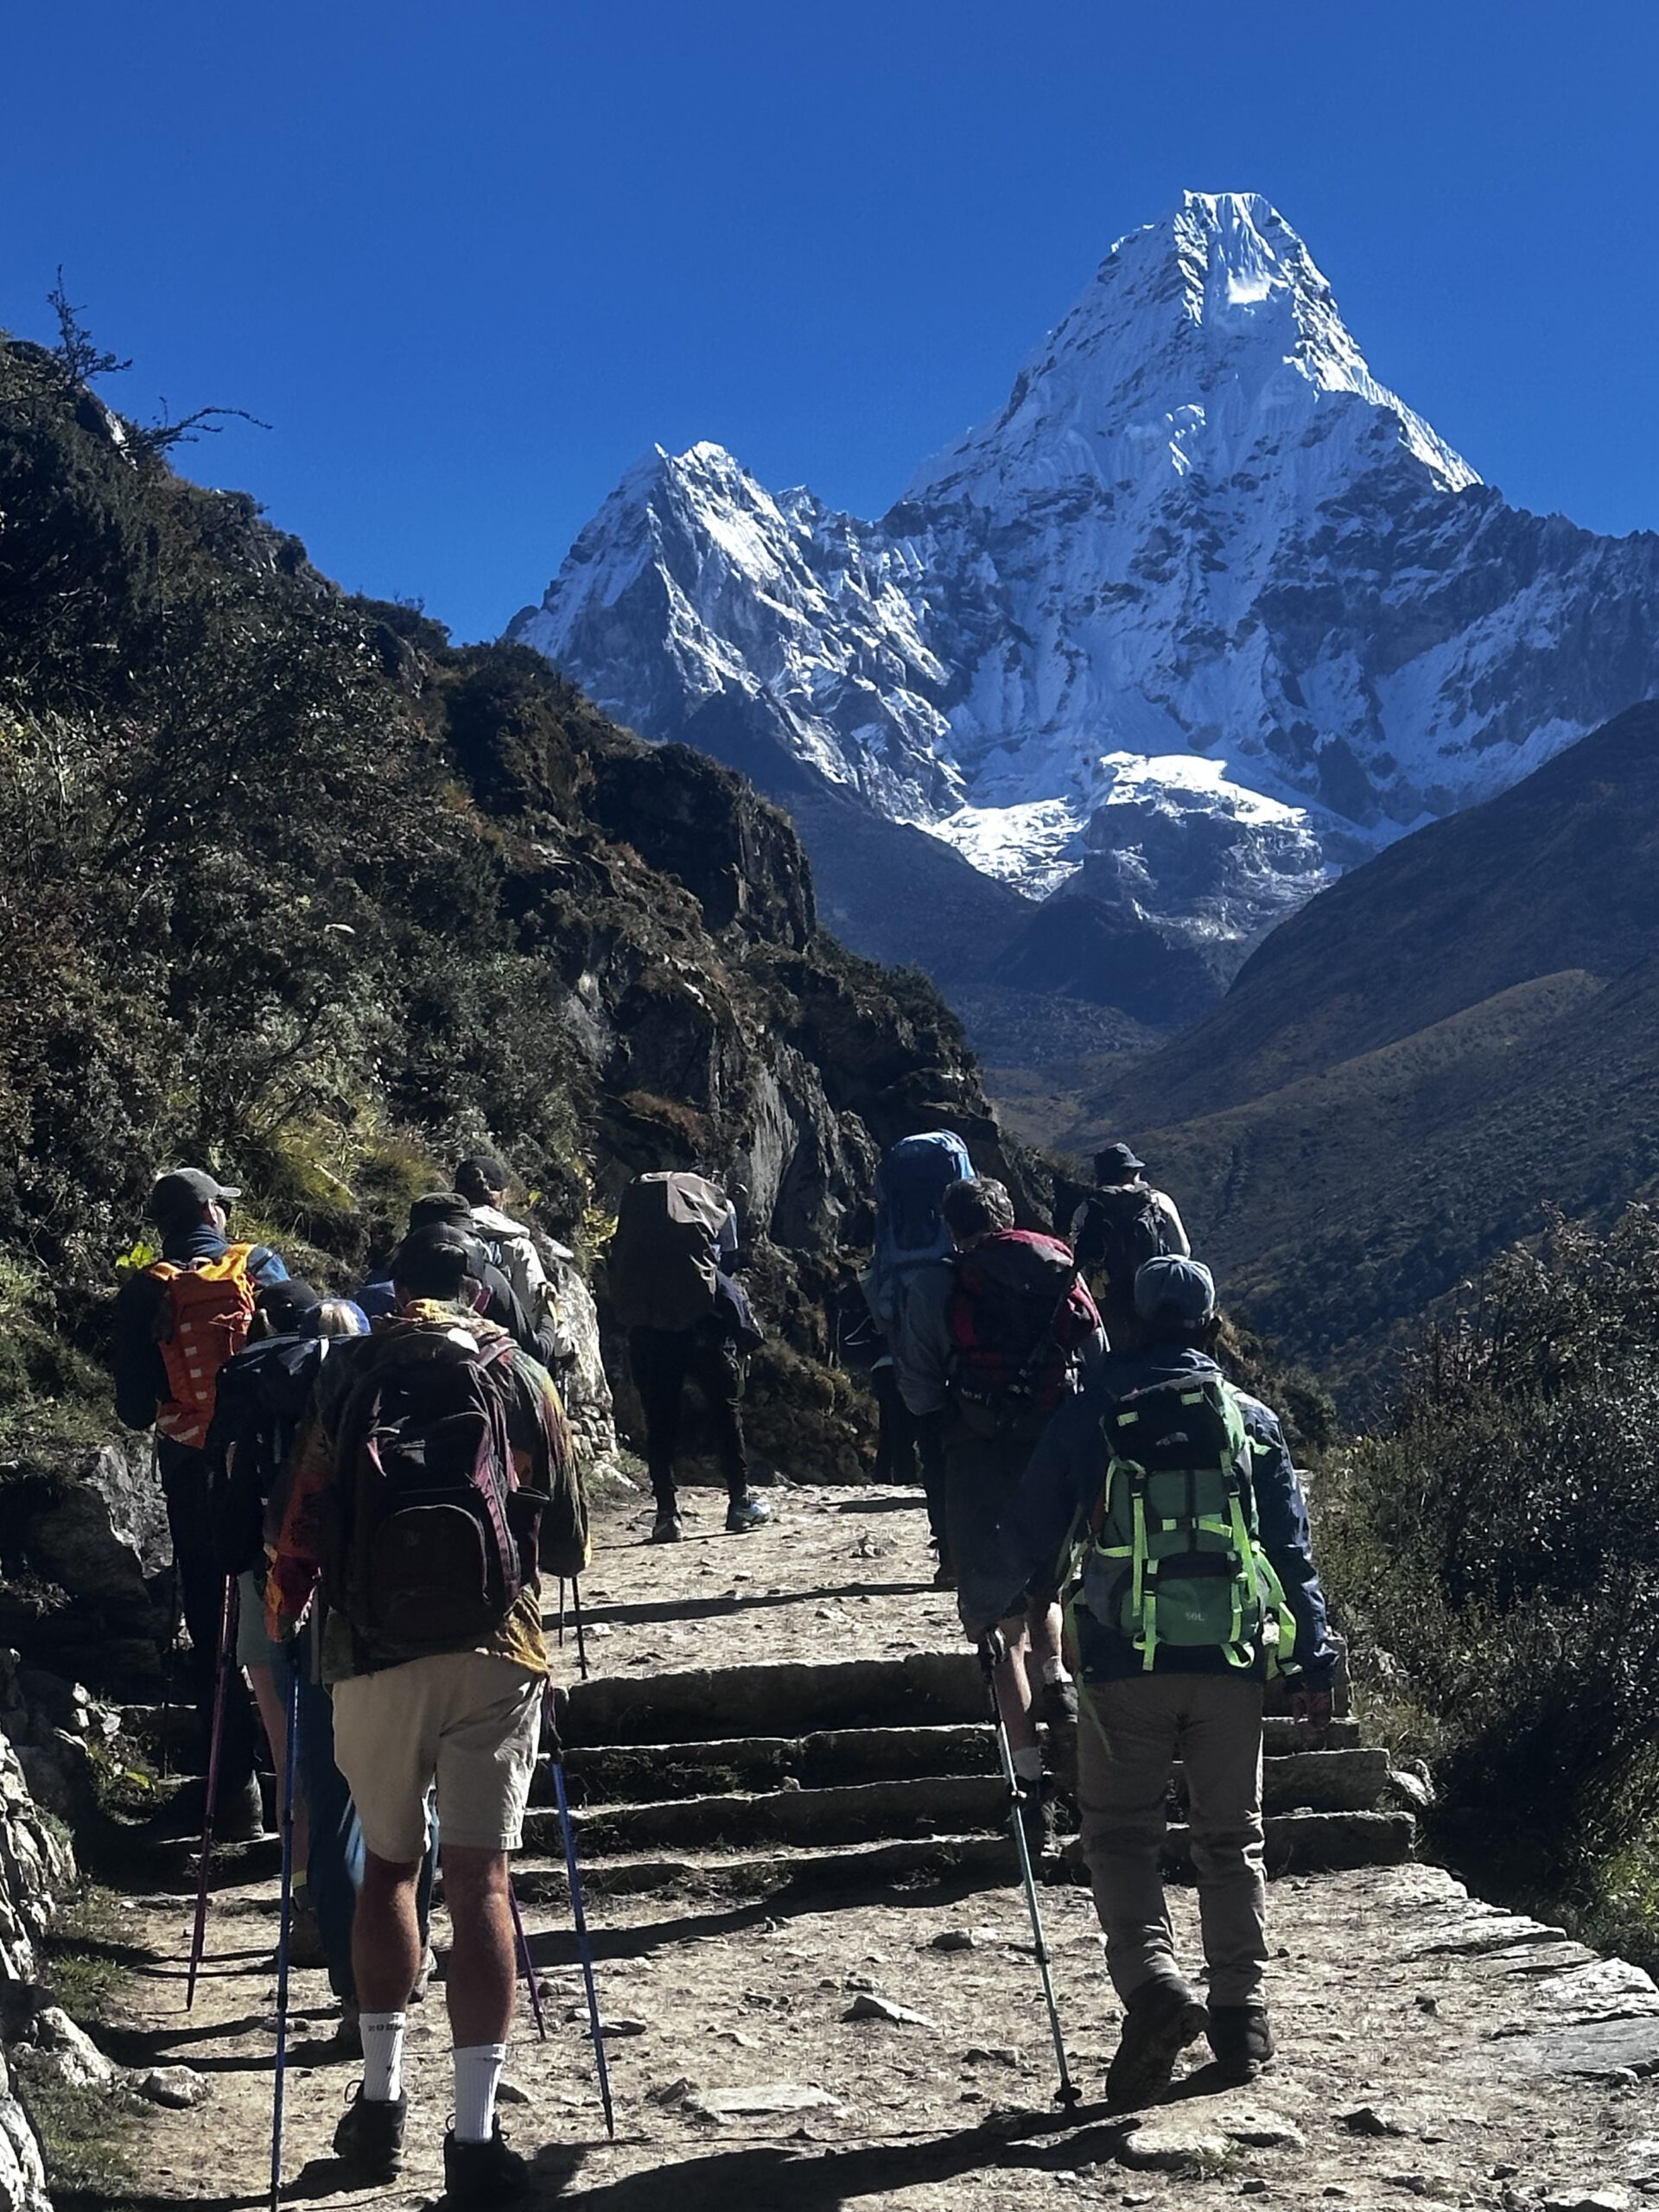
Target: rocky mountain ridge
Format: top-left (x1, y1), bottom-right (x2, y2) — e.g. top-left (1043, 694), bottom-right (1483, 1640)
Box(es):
top-left (1071, 702), bottom-right (1659, 1392)
top-left (513, 190), bottom-right (1659, 1033)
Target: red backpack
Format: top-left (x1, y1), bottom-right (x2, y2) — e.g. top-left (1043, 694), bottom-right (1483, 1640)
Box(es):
top-left (949, 1230), bottom-right (1101, 1419)
top-left (147, 1245), bottom-right (258, 1448)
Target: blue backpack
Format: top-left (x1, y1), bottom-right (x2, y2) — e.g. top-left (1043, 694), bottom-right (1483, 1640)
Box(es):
top-left (868, 1131), bottom-right (976, 1325)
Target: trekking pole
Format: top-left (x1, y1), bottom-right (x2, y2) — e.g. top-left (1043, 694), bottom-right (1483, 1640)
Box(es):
top-left (978, 1634), bottom-right (1081, 2114)
top-left (571, 1577), bottom-right (589, 1682)
top-left (185, 1575), bottom-right (238, 2010)
top-left (269, 1652), bottom-right (301, 2212)
top-left (507, 1880), bottom-right (548, 2041)
top-left (551, 1752), bottom-right (615, 2139)
top-left (556, 1579), bottom-right (566, 1648)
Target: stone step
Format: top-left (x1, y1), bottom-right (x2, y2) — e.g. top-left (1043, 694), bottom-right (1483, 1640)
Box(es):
top-left (512, 1807), bottom-right (1416, 1905)
top-left (543, 1744), bottom-right (1397, 1854)
top-left (562, 1659), bottom-right (1362, 1751)
top-left (547, 1732), bottom-right (1385, 1809)
top-left (562, 1656), bottom-right (988, 1745)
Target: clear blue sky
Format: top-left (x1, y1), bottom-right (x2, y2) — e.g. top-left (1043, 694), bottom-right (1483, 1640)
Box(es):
top-left (5, 2), bottom-right (1655, 643)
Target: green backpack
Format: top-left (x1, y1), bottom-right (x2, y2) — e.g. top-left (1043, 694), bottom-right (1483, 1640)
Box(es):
top-left (1071, 1373), bottom-right (1296, 1673)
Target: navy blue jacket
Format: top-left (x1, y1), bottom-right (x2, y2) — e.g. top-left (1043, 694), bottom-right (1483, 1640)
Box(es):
top-left (994, 1343), bottom-right (1337, 1688)
top-left (111, 1224), bottom-right (288, 1433)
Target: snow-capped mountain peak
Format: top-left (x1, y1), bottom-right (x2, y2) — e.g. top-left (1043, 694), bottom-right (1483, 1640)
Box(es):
top-left (906, 190), bottom-right (1478, 505)
top-left (511, 191), bottom-right (1659, 1023)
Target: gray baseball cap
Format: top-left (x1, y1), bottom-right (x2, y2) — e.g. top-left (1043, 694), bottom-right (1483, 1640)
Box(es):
top-left (1133, 1255), bottom-right (1217, 1329)
top-left (149, 1167), bottom-right (243, 1225)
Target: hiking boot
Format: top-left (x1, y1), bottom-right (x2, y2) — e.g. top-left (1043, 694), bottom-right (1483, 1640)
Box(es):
top-left (333, 2086), bottom-right (406, 2182)
top-left (725, 1491), bottom-right (772, 1534)
top-left (1103, 1977), bottom-right (1210, 2111)
top-left (1207, 2003), bottom-right (1274, 2083)
top-left (327, 2005), bottom-right (361, 2062)
top-left (1041, 1675), bottom-right (1080, 1728)
top-left (214, 1775), bottom-right (266, 1844)
top-left (443, 2122), bottom-right (531, 2207)
top-left (1015, 1772), bottom-right (1054, 1864)
top-left (286, 1897), bottom-right (328, 1971)
top-left (650, 1509), bottom-right (683, 1544)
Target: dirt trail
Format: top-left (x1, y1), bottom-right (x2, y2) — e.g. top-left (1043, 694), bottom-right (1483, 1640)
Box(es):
top-left (99, 1482), bottom-right (1659, 2209)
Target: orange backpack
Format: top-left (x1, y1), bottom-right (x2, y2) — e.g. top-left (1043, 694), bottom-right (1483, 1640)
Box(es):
top-left (148, 1245), bottom-right (258, 1447)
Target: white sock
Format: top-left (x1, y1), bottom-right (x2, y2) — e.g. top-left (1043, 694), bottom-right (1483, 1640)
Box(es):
top-left (1040, 1656), bottom-right (1071, 1686)
top-left (360, 2011), bottom-right (406, 2103)
top-left (1012, 1745), bottom-right (1045, 1783)
top-left (453, 2042), bottom-right (507, 2144)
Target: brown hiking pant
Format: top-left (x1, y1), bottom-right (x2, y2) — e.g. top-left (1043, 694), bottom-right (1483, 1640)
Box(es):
top-left (1077, 1674), bottom-right (1267, 2008)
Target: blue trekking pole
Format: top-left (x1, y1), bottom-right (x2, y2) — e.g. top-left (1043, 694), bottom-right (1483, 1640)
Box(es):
top-left (270, 1654), bottom-right (301, 2212)
top-left (507, 1880), bottom-right (548, 2040)
top-left (552, 1754), bottom-right (614, 2139)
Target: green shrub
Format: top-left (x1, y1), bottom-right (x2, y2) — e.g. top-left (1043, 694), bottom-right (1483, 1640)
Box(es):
top-left (1321, 1207), bottom-right (1659, 1959)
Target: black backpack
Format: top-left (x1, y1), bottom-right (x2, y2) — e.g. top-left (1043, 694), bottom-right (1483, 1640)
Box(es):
top-left (322, 1332), bottom-right (534, 1664)
top-left (1077, 1182), bottom-right (1173, 1296)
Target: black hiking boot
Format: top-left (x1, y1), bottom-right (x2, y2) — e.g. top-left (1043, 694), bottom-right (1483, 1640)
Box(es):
top-left (443, 2121), bottom-right (531, 2207)
top-left (725, 1491), bottom-right (772, 1533)
top-left (1207, 2002), bottom-right (1274, 2083)
top-left (1103, 1977), bottom-right (1210, 2111)
top-left (650, 1508), bottom-right (683, 1543)
top-left (215, 1774), bottom-right (267, 1844)
top-left (333, 2086), bottom-right (407, 2181)
top-left (1015, 1771), bottom-right (1054, 1865)
top-left (1040, 1675), bottom-right (1079, 1728)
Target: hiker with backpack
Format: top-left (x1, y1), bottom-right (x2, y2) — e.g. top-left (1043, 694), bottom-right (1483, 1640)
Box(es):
top-left (454, 1153), bottom-right (576, 1373)
top-left (1069, 1143), bottom-right (1190, 1346)
top-left (266, 1223), bottom-right (588, 2203)
top-left (207, 1282), bottom-right (441, 2034)
top-left (111, 1167), bottom-right (291, 1842)
top-left (608, 1170), bottom-right (772, 1543)
top-left (358, 1193), bottom-right (555, 1365)
top-left (976, 1254), bottom-right (1336, 2109)
top-left (893, 1176), bottom-right (1103, 1854)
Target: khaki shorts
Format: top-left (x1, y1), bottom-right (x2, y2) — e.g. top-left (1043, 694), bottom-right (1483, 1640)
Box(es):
top-left (332, 1652), bottom-right (543, 1864)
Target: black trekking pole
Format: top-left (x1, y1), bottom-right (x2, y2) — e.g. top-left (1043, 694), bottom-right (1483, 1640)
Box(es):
top-left (269, 1651), bottom-right (301, 2212)
top-left (570, 1577), bottom-right (589, 1682)
top-left (978, 1634), bottom-right (1081, 2115)
top-left (507, 1879), bottom-right (548, 2041)
top-left (556, 1579), bottom-right (566, 1649)
top-left (186, 1575), bottom-right (238, 2010)
top-left (551, 1751), bottom-right (615, 2138)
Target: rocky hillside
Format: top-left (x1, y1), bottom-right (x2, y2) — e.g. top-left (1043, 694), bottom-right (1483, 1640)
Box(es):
top-left (1069, 703), bottom-right (1659, 1392)
top-left (0, 327), bottom-right (1029, 1471)
top-left (511, 191), bottom-right (1659, 1042)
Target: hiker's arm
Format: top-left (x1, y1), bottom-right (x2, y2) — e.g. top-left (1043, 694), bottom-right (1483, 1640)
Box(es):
top-left (893, 1268), bottom-right (953, 1418)
top-left (1070, 1201), bottom-right (1104, 1271)
top-left (110, 1276), bottom-right (166, 1429)
top-left (509, 1359), bottom-right (589, 1576)
top-left (1246, 1403), bottom-right (1337, 1688)
top-left (1154, 1193), bottom-right (1190, 1257)
top-left (265, 1408), bottom-right (333, 1629)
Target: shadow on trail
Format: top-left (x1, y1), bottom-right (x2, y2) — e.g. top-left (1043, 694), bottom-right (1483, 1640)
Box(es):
top-left (565, 1581), bottom-right (934, 1633)
top-left (521, 1868), bottom-right (1024, 1967)
top-left (531, 2110), bottom-right (1132, 2209)
top-left (834, 1495), bottom-right (928, 1516)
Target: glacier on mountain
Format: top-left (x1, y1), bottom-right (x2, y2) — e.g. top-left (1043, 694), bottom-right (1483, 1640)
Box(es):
top-left (510, 190), bottom-right (1659, 1013)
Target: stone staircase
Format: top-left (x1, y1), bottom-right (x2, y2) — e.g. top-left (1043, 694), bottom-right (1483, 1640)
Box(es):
top-left (512, 1645), bottom-right (1416, 1905)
